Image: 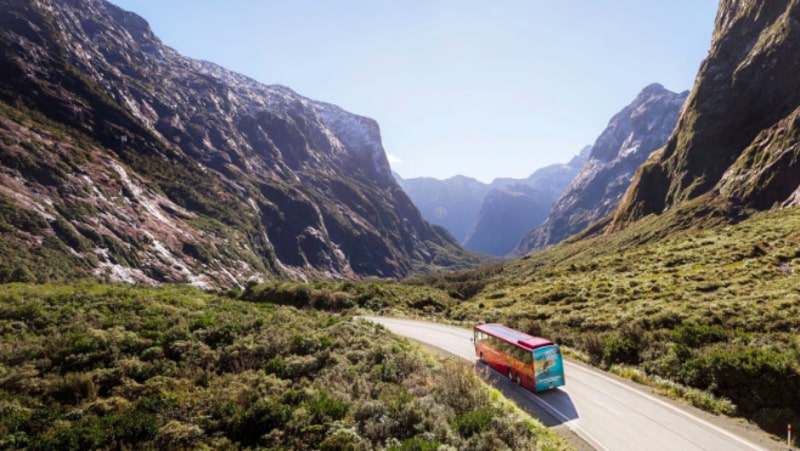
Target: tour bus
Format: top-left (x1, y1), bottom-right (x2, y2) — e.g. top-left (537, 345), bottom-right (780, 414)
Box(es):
top-left (473, 323), bottom-right (565, 392)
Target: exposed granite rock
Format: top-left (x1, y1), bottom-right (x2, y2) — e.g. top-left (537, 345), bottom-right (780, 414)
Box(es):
top-left (614, 0), bottom-right (800, 229)
top-left (0, 0), bottom-right (480, 286)
top-left (516, 85), bottom-right (686, 254)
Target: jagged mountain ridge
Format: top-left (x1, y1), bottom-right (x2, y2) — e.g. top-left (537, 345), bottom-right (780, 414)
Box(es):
top-left (515, 84), bottom-right (687, 254)
top-left (0, 0), bottom-right (480, 286)
top-left (394, 173), bottom-right (490, 244)
top-left (396, 149), bottom-right (588, 255)
top-left (613, 0), bottom-right (800, 229)
top-left (463, 152), bottom-right (588, 256)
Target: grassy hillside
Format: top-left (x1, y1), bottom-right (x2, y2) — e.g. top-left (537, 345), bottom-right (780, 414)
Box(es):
top-left (421, 206), bottom-right (800, 434)
top-left (0, 283), bottom-right (562, 450)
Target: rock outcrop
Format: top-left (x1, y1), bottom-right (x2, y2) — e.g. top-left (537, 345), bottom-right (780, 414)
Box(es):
top-left (613, 0), bottom-right (800, 229)
top-left (516, 85), bottom-right (687, 254)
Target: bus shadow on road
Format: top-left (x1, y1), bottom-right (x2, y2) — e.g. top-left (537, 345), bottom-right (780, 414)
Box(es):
top-left (476, 362), bottom-right (579, 427)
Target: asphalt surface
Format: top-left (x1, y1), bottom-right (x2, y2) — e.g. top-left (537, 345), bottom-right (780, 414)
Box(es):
top-left (361, 316), bottom-right (780, 451)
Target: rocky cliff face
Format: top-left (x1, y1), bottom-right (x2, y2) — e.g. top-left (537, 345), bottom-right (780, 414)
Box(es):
top-left (0, 0), bottom-right (479, 286)
top-left (463, 154), bottom-right (587, 256)
top-left (516, 85), bottom-right (687, 254)
top-left (613, 0), bottom-right (800, 228)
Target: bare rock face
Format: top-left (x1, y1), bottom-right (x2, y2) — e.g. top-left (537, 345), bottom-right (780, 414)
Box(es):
top-left (0, 0), bottom-right (479, 286)
top-left (515, 85), bottom-right (687, 254)
top-left (613, 0), bottom-right (800, 229)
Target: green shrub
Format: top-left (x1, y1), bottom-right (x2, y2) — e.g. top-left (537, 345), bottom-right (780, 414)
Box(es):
top-left (603, 335), bottom-right (640, 366)
top-left (453, 406), bottom-right (495, 437)
top-left (262, 357), bottom-right (287, 378)
top-left (307, 391), bottom-right (351, 424)
top-left (389, 437), bottom-right (442, 451)
top-left (102, 409), bottom-right (160, 445)
top-left (290, 333), bottom-right (318, 355)
top-left (583, 332), bottom-right (605, 365)
top-left (678, 346), bottom-right (800, 418)
top-left (154, 420), bottom-right (204, 449)
top-left (0, 284), bottom-right (559, 449)
top-left (318, 425), bottom-right (366, 450)
top-left (48, 373), bottom-right (97, 405)
top-left (231, 400), bottom-right (291, 447)
top-left (669, 324), bottom-right (729, 348)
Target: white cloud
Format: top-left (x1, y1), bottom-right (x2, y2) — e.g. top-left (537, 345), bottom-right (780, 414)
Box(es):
top-left (386, 153), bottom-right (403, 165)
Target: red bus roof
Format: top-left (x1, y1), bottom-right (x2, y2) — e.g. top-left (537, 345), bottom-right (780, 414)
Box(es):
top-left (475, 323), bottom-right (554, 350)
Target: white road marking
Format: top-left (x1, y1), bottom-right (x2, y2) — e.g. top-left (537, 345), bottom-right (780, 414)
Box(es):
top-left (565, 363), bottom-right (767, 451)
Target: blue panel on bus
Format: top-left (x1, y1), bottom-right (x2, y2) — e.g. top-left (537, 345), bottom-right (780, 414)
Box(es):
top-left (533, 345), bottom-right (565, 391)
top-left (481, 324), bottom-right (531, 342)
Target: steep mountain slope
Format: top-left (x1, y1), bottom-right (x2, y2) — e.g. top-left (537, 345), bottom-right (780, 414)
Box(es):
top-left (394, 174), bottom-right (490, 243)
top-left (516, 85), bottom-right (687, 254)
top-left (461, 185), bottom-right (550, 256)
top-left (397, 149), bottom-right (588, 254)
top-left (0, 0), bottom-right (479, 286)
top-left (463, 153), bottom-right (588, 256)
top-left (614, 0), bottom-right (800, 229)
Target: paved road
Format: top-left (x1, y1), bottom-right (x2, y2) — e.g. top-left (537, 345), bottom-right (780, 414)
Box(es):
top-left (361, 316), bottom-right (778, 451)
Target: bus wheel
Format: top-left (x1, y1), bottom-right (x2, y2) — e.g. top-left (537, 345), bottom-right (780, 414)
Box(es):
top-left (508, 368), bottom-right (513, 380)
top-left (479, 353), bottom-right (485, 363)
top-left (515, 373), bottom-right (521, 385)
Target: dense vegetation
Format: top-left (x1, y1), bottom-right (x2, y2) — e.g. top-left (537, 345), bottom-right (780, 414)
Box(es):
top-left (433, 205), bottom-right (800, 434)
top-left (0, 283), bottom-right (562, 450)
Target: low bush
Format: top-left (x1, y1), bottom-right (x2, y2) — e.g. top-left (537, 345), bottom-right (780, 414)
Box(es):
top-left (0, 283), bottom-right (562, 450)
top-left (678, 346), bottom-right (800, 418)
top-left (453, 406), bottom-right (495, 437)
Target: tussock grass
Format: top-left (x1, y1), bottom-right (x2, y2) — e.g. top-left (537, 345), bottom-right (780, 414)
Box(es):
top-left (441, 206), bottom-right (800, 435)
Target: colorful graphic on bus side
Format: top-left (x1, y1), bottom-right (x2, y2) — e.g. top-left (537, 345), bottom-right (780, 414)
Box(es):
top-left (474, 323), bottom-right (565, 393)
top-left (533, 345), bottom-right (565, 392)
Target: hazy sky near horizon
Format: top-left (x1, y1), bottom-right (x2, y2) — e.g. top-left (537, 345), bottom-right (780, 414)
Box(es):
top-left (112, 0), bottom-right (718, 183)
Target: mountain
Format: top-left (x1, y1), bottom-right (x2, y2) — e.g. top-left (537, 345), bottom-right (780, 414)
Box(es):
top-left (396, 149), bottom-right (588, 255)
top-left (0, 0), bottom-right (481, 287)
top-left (463, 152), bottom-right (588, 256)
top-left (613, 0), bottom-right (800, 229)
top-left (394, 174), bottom-right (490, 243)
top-left (515, 84), bottom-right (687, 254)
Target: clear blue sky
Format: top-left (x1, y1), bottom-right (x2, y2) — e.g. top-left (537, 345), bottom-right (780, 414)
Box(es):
top-left (111, 0), bottom-right (719, 183)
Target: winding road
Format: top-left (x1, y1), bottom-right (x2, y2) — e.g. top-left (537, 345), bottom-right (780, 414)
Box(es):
top-left (361, 316), bottom-right (780, 451)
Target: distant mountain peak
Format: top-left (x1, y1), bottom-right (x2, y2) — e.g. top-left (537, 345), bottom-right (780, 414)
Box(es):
top-left (515, 84), bottom-right (687, 254)
top-left (397, 149), bottom-right (588, 255)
